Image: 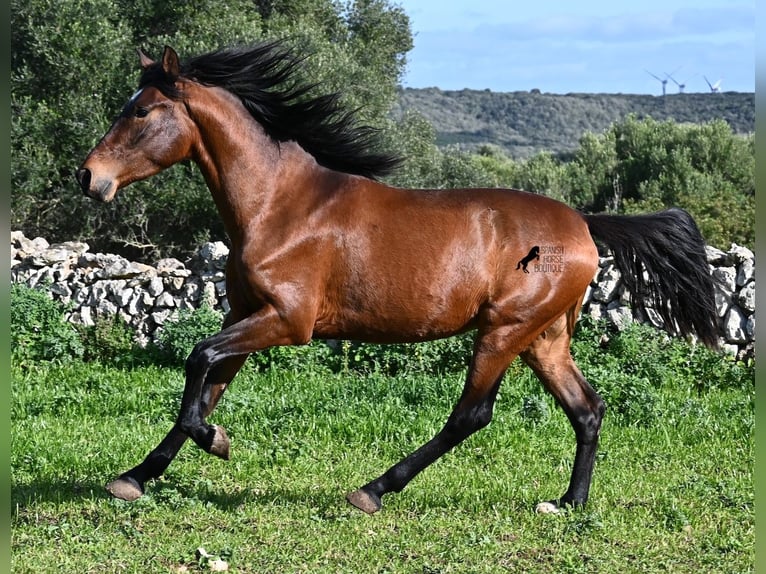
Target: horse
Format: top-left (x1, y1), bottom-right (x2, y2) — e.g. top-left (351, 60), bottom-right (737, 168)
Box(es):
top-left (76, 41), bottom-right (719, 515)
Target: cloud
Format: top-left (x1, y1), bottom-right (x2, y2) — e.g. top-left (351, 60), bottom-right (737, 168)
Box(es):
top-left (417, 4), bottom-right (755, 46)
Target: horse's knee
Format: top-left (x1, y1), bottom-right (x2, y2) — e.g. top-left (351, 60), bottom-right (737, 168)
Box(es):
top-left (572, 397), bottom-right (605, 443)
top-left (185, 340), bottom-right (215, 376)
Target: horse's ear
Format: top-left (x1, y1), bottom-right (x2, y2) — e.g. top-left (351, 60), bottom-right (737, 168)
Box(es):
top-left (137, 48), bottom-right (154, 70)
top-left (161, 45), bottom-right (181, 78)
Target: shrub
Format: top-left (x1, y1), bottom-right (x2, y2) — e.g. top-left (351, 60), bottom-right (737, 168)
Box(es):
top-left (11, 283), bottom-right (84, 364)
top-left (76, 313), bottom-right (138, 365)
top-left (333, 333), bottom-right (474, 376)
top-left (154, 304), bottom-right (223, 366)
top-left (250, 341), bottom-right (335, 374)
top-left (592, 369), bottom-right (663, 426)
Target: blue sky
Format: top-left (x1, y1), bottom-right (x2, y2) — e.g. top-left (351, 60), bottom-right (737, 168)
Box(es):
top-left (395, 0), bottom-right (755, 94)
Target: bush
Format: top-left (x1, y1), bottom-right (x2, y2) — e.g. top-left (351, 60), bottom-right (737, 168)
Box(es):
top-left (76, 313), bottom-right (138, 365)
top-left (333, 334), bottom-right (474, 376)
top-left (154, 304), bottom-right (224, 366)
top-left (569, 317), bottom-right (754, 426)
top-left (250, 341), bottom-right (336, 374)
top-left (11, 283), bottom-right (84, 364)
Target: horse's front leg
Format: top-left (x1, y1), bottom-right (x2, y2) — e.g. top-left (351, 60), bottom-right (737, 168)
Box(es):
top-left (106, 355), bottom-right (247, 501)
top-left (176, 304), bottom-right (310, 458)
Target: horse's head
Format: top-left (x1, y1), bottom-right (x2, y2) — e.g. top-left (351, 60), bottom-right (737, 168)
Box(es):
top-left (76, 46), bottom-right (194, 202)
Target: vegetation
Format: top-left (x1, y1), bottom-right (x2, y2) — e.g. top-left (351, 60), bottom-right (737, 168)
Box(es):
top-left (10, 283), bottom-right (85, 365)
top-left (11, 284), bottom-right (754, 573)
top-left (394, 87), bottom-right (754, 159)
top-left (470, 117), bottom-right (754, 248)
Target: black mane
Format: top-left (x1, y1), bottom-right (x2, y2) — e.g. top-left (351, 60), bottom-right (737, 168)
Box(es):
top-left (139, 41), bottom-right (402, 180)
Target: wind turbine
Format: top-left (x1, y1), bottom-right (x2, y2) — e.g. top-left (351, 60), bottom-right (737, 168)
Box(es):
top-left (645, 70), bottom-right (667, 96)
top-left (704, 76), bottom-right (722, 93)
top-left (666, 71), bottom-right (691, 94)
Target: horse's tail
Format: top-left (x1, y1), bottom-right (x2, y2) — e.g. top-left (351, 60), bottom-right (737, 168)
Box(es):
top-left (583, 208), bottom-right (719, 348)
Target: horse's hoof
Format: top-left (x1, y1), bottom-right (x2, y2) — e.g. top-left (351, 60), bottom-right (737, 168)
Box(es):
top-left (535, 501), bottom-right (561, 514)
top-left (346, 488), bottom-right (382, 514)
top-left (106, 475), bottom-right (144, 501)
top-left (208, 425), bottom-right (230, 460)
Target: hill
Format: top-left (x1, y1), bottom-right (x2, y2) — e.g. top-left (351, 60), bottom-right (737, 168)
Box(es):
top-left (392, 88), bottom-right (755, 159)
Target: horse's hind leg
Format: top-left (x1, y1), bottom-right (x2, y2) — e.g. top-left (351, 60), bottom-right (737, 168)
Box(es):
top-left (347, 327), bottom-right (517, 514)
top-left (520, 310), bottom-right (605, 512)
top-left (105, 354), bottom-right (247, 501)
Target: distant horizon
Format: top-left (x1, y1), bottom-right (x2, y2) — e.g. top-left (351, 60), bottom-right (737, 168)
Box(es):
top-left (397, 86), bottom-right (755, 96)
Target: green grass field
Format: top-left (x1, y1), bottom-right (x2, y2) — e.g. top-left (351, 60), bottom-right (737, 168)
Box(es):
top-left (12, 343), bottom-right (753, 573)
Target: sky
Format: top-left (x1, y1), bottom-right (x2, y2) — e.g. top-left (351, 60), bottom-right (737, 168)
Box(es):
top-left (394, 0), bottom-right (755, 94)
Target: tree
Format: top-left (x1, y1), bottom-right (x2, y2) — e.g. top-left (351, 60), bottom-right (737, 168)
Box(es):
top-left (555, 116), bottom-right (753, 247)
top-left (12, 0), bottom-right (413, 259)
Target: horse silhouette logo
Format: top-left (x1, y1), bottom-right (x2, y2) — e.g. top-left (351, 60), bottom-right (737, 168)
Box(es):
top-left (516, 246), bottom-right (540, 273)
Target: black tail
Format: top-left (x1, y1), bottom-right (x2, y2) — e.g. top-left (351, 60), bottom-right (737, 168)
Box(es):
top-left (584, 208), bottom-right (719, 348)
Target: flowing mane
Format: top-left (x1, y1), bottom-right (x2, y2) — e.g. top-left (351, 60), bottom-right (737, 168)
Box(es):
top-left (138, 40), bottom-right (402, 179)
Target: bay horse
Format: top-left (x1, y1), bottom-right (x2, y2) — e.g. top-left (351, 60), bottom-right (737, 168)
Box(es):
top-left (76, 42), bottom-right (718, 514)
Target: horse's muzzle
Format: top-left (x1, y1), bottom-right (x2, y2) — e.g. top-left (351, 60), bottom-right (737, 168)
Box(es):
top-left (76, 168), bottom-right (114, 202)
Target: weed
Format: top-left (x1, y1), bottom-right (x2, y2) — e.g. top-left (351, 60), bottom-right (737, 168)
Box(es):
top-left (153, 303), bottom-right (223, 365)
top-left (11, 283), bottom-right (84, 364)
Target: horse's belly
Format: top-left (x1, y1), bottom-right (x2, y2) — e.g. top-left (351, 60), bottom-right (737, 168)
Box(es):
top-left (313, 282), bottom-right (484, 343)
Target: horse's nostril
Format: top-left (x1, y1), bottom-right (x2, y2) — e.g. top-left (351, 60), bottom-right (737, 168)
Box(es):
top-left (76, 168), bottom-right (91, 192)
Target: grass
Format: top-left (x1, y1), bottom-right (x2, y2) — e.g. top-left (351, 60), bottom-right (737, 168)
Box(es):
top-left (11, 352), bottom-right (753, 573)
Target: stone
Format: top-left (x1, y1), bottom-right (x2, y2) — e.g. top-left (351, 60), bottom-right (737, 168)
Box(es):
top-left (151, 309), bottom-right (173, 326)
top-left (591, 266), bottom-right (620, 302)
top-left (737, 282), bottom-right (755, 313)
top-left (146, 276), bottom-right (164, 297)
top-left (721, 343), bottom-right (739, 357)
top-left (30, 247), bottom-right (71, 266)
top-left (746, 315), bottom-right (755, 339)
top-left (728, 243), bottom-right (754, 264)
top-left (586, 304), bottom-right (606, 322)
top-left (606, 301), bottom-right (633, 331)
top-left (155, 292), bottom-right (176, 308)
top-left (49, 282), bottom-right (72, 300)
top-left (115, 287), bottom-right (135, 308)
top-left (181, 281), bottom-right (201, 301)
top-left (705, 245), bottom-right (728, 265)
top-left (713, 285), bottom-right (731, 318)
top-left (13, 234), bottom-right (751, 356)
top-left (712, 267), bottom-right (736, 293)
top-left (723, 306), bottom-right (747, 344)
top-left (79, 306), bottom-right (95, 327)
top-left (127, 291), bottom-right (147, 315)
top-left (202, 282), bottom-right (217, 306)
top-left (198, 241), bottom-right (229, 270)
top-left (736, 259), bottom-right (755, 287)
top-left (97, 299), bottom-right (118, 316)
top-left (156, 257), bottom-right (190, 277)
top-left (168, 276), bottom-right (186, 292)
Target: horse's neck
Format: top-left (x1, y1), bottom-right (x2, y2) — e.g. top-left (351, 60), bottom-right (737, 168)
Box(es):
top-left (187, 85), bottom-right (322, 246)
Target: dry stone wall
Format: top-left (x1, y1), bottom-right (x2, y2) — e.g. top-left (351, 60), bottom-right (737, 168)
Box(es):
top-left (11, 231), bottom-right (755, 360)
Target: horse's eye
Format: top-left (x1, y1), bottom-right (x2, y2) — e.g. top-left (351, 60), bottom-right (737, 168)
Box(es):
top-left (134, 107), bottom-right (149, 118)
